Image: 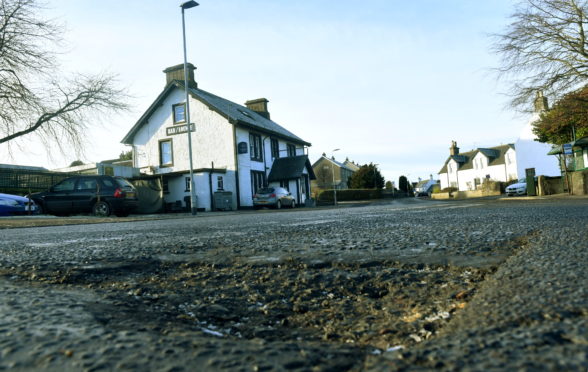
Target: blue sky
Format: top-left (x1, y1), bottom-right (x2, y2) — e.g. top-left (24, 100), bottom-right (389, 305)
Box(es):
top-left (3, 0), bottom-right (527, 185)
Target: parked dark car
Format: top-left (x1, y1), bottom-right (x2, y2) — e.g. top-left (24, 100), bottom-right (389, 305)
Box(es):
top-left (0, 193), bottom-right (38, 216)
top-left (253, 187), bottom-right (296, 209)
top-left (29, 175), bottom-right (139, 217)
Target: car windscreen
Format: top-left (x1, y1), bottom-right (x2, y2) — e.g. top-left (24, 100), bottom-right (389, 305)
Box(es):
top-left (256, 187), bottom-right (274, 194)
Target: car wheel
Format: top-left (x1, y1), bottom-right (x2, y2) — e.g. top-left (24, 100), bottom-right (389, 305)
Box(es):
top-left (93, 201), bottom-right (111, 217)
top-left (276, 200), bottom-right (282, 209)
top-left (36, 203), bottom-right (44, 215)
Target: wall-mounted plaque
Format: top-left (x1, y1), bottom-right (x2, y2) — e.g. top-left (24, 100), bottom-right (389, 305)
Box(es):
top-left (238, 141), bottom-right (248, 154)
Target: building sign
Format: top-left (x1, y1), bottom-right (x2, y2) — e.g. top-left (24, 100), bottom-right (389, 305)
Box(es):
top-left (237, 141), bottom-right (248, 154)
top-left (166, 123), bottom-right (195, 136)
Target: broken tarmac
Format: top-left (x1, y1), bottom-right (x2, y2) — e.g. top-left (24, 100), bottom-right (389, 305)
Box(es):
top-left (0, 197), bottom-right (586, 371)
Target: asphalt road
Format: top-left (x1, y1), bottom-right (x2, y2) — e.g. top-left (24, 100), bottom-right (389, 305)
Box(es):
top-left (0, 197), bottom-right (586, 371)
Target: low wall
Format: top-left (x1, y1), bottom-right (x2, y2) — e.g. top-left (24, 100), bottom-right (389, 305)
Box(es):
top-left (537, 176), bottom-right (564, 195)
top-left (570, 170), bottom-right (588, 195)
top-left (431, 189), bottom-right (501, 200)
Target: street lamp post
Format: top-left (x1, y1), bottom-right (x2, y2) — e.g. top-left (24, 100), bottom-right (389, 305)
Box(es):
top-left (373, 163), bottom-right (379, 189)
top-left (181, 1), bottom-right (198, 215)
top-left (331, 148), bottom-right (340, 206)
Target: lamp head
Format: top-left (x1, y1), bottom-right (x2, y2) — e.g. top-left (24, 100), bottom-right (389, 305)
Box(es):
top-left (181, 1), bottom-right (199, 10)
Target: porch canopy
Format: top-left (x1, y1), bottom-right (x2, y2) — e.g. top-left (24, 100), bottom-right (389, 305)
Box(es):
top-left (547, 136), bottom-right (588, 155)
top-left (267, 155), bottom-right (316, 182)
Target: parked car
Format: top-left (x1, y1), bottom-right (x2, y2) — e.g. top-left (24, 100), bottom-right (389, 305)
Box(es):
top-left (505, 179), bottom-right (527, 196)
top-left (29, 175), bottom-right (139, 217)
top-left (253, 187), bottom-right (296, 209)
top-left (0, 193), bottom-right (38, 216)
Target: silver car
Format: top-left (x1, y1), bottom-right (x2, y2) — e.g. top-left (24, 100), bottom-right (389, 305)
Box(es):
top-left (505, 179), bottom-right (527, 196)
top-left (253, 187), bottom-right (296, 209)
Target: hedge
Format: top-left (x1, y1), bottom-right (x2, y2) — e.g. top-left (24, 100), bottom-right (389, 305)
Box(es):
top-left (317, 189), bottom-right (382, 202)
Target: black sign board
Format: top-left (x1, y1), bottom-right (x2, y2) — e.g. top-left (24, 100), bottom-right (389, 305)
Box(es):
top-left (237, 142), bottom-right (248, 154)
top-left (166, 123), bottom-right (195, 136)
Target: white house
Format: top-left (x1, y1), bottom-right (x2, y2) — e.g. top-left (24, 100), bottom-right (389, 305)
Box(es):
top-left (438, 93), bottom-right (564, 192)
top-left (438, 141), bottom-right (518, 191)
top-left (121, 63), bottom-right (314, 211)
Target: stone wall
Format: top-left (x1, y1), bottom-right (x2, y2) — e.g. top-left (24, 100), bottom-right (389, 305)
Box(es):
top-left (537, 176), bottom-right (564, 195)
top-left (431, 189), bottom-right (501, 200)
top-left (570, 170), bottom-right (588, 195)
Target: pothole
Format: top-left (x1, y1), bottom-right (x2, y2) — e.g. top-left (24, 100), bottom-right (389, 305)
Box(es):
top-left (0, 233), bottom-right (536, 364)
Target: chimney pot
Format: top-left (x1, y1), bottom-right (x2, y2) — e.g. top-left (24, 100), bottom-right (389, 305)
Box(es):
top-left (450, 140), bottom-right (459, 156)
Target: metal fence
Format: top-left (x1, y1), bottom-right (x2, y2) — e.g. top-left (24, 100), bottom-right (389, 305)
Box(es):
top-left (0, 168), bottom-right (76, 195)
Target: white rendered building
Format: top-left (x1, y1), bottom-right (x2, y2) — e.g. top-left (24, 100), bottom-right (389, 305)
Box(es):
top-left (122, 64), bottom-right (314, 211)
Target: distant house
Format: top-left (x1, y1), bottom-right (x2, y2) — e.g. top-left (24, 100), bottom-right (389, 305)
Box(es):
top-left (121, 63), bottom-right (314, 211)
top-left (343, 158), bottom-right (360, 172)
top-left (438, 93), bottom-right (565, 192)
top-left (438, 141), bottom-right (517, 191)
top-left (311, 154), bottom-right (356, 191)
top-left (414, 176), bottom-right (439, 196)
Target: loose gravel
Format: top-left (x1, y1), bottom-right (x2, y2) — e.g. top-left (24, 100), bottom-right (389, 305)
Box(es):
top-left (0, 197), bottom-right (586, 371)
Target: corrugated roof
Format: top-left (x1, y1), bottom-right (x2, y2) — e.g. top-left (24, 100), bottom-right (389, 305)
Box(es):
top-left (267, 155), bottom-right (316, 182)
top-left (0, 163), bottom-right (48, 171)
top-left (547, 136), bottom-right (588, 154)
top-left (122, 81), bottom-right (311, 146)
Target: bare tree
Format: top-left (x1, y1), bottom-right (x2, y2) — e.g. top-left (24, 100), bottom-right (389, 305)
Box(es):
top-left (0, 0), bottom-right (128, 156)
top-left (493, 0), bottom-right (588, 110)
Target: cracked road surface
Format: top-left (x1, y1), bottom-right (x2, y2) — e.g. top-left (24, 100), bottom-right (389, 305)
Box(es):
top-left (0, 197), bottom-right (586, 371)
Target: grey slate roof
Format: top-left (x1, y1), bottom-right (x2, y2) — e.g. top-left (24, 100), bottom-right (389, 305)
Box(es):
top-left (122, 81), bottom-right (311, 146)
top-left (438, 144), bottom-right (514, 174)
top-left (311, 156), bottom-right (356, 172)
top-left (267, 155), bottom-right (316, 182)
top-left (415, 179), bottom-right (429, 188)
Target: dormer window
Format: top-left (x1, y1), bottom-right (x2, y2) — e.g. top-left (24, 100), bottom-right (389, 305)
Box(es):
top-left (173, 103), bottom-right (186, 124)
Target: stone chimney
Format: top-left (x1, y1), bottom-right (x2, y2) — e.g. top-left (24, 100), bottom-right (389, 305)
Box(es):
top-left (245, 98), bottom-right (270, 119)
top-left (163, 63), bottom-right (197, 88)
top-left (534, 91), bottom-right (549, 113)
top-left (449, 140), bottom-right (459, 156)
